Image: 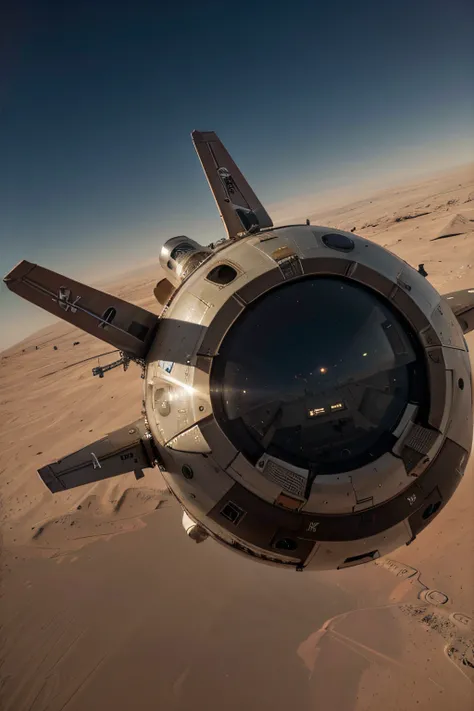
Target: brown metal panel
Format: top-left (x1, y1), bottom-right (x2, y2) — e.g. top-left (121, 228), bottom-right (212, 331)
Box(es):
top-left (294, 437), bottom-right (466, 543)
top-left (4, 261), bottom-right (159, 358)
top-left (38, 419), bottom-right (156, 492)
top-left (234, 268), bottom-right (284, 304)
top-left (208, 482), bottom-right (315, 561)
top-left (198, 417), bottom-right (238, 470)
top-left (390, 286), bottom-right (431, 332)
top-left (192, 130), bottom-right (273, 239)
top-left (195, 355), bottom-right (213, 374)
top-left (152, 317), bottom-right (207, 366)
top-left (408, 438), bottom-right (467, 540)
top-left (347, 262), bottom-right (397, 298)
top-left (301, 257), bottom-right (352, 276)
top-left (197, 295), bottom-right (245, 356)
top-left (204, 436), bottom-right (466, 545)
top-left (425, 347), bottom-right (449, 429)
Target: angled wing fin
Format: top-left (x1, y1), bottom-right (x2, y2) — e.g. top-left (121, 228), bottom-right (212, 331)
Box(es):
top-left (442, 288), bottom-right (474, 334)
top-left (38, 419), bottom-right (160, 493)
top-left (192, 130), bottom-right (273, 239)
top-left (3, 261), bottom-right (159, 358)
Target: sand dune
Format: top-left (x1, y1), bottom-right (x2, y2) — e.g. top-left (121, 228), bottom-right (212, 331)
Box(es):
top-left (1, 164), bottom-right (473, 710)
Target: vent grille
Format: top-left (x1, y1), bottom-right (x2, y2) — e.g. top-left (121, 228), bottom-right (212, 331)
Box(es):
top-left (405, 424), bottom-right (439, 454)
top-left (262, 460), bottom-right (306, 498)
top-left (278, 255), bottom-right (303, 280)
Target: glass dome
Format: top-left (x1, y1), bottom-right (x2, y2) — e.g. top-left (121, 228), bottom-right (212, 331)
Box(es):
top-left (211, 276), bottom-right (427, 473)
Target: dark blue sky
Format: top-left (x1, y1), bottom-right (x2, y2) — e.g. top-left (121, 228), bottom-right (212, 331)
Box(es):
top-left (1, 0), bottom-right (473, 348)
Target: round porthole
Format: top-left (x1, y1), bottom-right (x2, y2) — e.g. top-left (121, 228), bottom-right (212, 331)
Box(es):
top-left (182, 465), bottom-right (194, 480)
top-left (211, 276), bottom-right (427, 474)
top-left (321, 233), bottom-right (355, 252)
top-left (207, 264), bottom-right (238, 285)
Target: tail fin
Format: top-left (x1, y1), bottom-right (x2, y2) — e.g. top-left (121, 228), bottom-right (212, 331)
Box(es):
top-left (192, 130), bottom-right (273, 239)
top-left (3, 261), bottom-right (159, 358)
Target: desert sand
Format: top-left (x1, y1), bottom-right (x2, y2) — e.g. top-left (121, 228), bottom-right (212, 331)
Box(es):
top-left (1, 163), bottom-right (473, 710)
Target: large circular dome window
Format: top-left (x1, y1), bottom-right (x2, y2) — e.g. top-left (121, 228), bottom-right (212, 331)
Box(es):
top-left (210, 276), bottom-right (428, 473)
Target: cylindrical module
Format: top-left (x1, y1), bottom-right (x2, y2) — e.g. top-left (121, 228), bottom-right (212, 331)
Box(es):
top-left (182, 510), bottom-right (209, 544)
top-left (159, 236), bottom-right (212, 287)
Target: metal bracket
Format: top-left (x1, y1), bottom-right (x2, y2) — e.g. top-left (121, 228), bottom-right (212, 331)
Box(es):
top-left (92, 351), bottom-right (130, 378)
top-left (91, 351), bottom-right (147, 380)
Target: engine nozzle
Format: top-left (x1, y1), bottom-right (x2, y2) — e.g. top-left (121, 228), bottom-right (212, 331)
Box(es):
top-left (159, 236), bottom-right (212, 287)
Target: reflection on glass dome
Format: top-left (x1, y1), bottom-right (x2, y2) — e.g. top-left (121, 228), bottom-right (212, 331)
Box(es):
top-left (211, 277), bottom-right (427, 473)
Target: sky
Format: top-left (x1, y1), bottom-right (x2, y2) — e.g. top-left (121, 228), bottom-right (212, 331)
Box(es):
top-left (1, 0), bottom-right (474, 350)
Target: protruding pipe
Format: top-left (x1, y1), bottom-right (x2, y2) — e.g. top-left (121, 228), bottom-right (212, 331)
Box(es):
top-left (182, 510), bottom-right (209, 544)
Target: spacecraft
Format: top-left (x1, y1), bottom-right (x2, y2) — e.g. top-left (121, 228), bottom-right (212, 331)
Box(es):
top-left (4, 131), bottom-right (474, 571)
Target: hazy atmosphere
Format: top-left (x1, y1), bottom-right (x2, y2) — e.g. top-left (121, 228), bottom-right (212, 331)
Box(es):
top-left (1, 0), bottom-right (473, 349)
